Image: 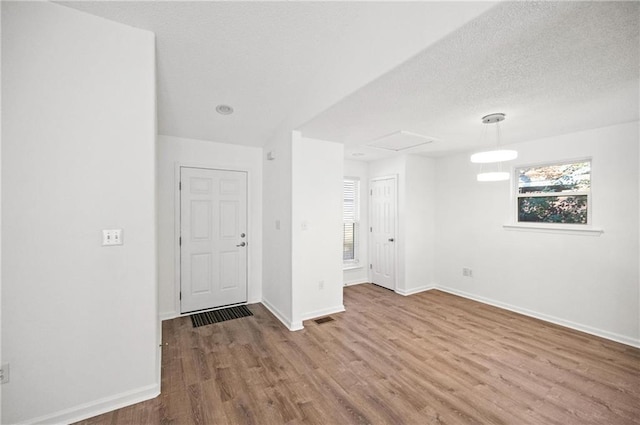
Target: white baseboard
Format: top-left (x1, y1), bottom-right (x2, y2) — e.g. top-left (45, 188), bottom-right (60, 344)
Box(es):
top-left (395, 284), bottom-right (436, 296)
top-left (261, 298), bottom-right (302, 331)
top-left (344, 280), bottom-right (368, 286)
top-left (300, 305), bottom-right (345, 322)
top-left (159, 310), bottom-right (179, 321)
top-left (435, 285), bottom-right (640, 349)
top-left (21, 383), bottom-right (160, 425)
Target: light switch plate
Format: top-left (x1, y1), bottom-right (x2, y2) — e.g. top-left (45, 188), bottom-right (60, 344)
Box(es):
top-left (102, 229), bottom-right (123, 246)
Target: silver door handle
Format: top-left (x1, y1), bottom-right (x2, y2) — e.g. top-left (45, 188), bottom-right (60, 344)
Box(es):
top-left (236, 242), bottom-right (246, 247)
top-left (388, 238), bottom-right (394, 242)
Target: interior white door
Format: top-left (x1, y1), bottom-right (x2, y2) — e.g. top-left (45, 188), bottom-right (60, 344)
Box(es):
top-left (370, 177), bottom-right (397, 290)
top-left (180, 167), bottom-right (248, 313)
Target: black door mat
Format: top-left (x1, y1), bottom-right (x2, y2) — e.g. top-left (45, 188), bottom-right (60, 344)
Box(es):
top-left (190, 305), bottom-right (253, 328)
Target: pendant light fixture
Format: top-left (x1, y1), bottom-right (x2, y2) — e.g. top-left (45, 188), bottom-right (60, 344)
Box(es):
top-left (471, 113), bottom-right (517, 182)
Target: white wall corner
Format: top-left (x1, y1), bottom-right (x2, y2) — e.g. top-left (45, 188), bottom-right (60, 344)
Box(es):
top-left (261, 298), bottom-right (301, 331)
top-left (248, 295), bottom-right (262, 304)
top-left (290, 321), bottom-right (304, 331)
top-left (300, 305), bottom-right (346, 322)
top-left (159, 311), bottom-right (179, 322)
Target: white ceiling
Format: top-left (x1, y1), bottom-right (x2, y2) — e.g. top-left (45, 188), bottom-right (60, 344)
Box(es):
top-left (58, 1), bottom-right (496, 148)
top-left (300, 1), bottom-right (640, 160)
top-left (58, 1), bottom-right (638, 159)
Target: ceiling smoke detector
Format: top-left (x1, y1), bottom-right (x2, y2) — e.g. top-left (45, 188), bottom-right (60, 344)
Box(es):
top-left (216, 104), bottom-right (234, 115)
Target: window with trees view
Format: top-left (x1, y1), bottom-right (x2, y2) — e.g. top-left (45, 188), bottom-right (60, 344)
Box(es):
top-left (343, 178), bottom-right (360, 264)
top-left (516, 160), bottom-right (591, 224)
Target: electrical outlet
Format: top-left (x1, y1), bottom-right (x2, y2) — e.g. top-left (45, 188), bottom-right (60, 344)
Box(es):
top-left (1, 363), bottom-right (9, 384)
top-left (462, 267), bottom-right (473, 277)
top-left (319, 280), bottom-right (325, 290)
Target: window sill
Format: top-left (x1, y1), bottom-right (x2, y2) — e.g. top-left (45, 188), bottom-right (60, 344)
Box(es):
top-left (343, 264), bottom-right (363, 271)
top-left (503, 223), bottom-right (604, 236)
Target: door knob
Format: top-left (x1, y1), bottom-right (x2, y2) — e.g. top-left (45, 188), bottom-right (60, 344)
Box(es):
top-left (236, 242), bottom-right (246, 247)
top-left (388, 238), bottom-right (394, 242)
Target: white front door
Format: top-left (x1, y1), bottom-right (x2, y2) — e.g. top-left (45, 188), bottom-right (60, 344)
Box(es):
top-left (370, 176), bottom-right (396, 290)
top-left (180, 167), bottom-right (248, 313)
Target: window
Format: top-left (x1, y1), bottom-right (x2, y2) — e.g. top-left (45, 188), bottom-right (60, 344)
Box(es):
top-left (343, 178), bottom-right (360, 265)
top-left (516, 160), bottom-right (591, 224)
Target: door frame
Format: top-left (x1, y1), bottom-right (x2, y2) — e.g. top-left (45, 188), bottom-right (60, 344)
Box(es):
top-left (173, 161), bottom-right (254, 315)
top-left (368, 175), bottom-right (398, 291)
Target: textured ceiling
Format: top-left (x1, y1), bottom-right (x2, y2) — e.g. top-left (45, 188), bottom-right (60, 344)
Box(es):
top-left (58, 1), bottom-right (496, 147)
top-left (300, 1), bottom-right (640, 160)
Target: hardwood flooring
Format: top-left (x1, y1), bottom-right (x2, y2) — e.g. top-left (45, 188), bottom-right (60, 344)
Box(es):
top-left (75, 284), bottom-right (640, 425)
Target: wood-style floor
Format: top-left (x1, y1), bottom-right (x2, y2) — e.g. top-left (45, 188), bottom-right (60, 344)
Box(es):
top-left (76, 284), bottom-right (640, 425)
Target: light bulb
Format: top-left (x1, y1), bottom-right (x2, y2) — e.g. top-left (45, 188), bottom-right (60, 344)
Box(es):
top-left (470, 150), bottom-right (518, 164)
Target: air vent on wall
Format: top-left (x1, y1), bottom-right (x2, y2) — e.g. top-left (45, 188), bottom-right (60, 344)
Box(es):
top-left (367, 130), bottom-right (435, 151)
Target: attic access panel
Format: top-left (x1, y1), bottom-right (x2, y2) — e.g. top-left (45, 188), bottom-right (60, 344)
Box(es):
top-left (367, 130), bottom-right (434, 151)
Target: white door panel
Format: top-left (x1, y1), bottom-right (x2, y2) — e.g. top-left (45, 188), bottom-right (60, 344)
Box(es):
top-left (181, 167), bottom-right (247, 313)
top-left (370, 177), bottom-right (396, 290)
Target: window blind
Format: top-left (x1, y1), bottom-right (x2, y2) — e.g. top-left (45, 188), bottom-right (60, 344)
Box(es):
top-left (343, 179), bottom-right (360, 263)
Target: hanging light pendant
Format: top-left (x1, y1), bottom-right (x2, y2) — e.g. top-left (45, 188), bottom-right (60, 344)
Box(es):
top-left (471, 113), bottom-right (517, 182)
top-left (471, 150), bottom-right (518, 163)
top-left (470, 113), bottom-right (517, 164)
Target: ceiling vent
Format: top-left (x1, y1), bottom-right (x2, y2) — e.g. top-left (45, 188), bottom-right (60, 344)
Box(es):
top-left (367, 130), bottom-right (435, 151)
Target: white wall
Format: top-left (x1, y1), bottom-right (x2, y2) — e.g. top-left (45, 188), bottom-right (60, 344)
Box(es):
top-left (256, 4), bottom-right (494, 330)
top-left (434, 122), bottom-right (640, 346)
top-left (261, 129), bottom-right (294, 328)
top-left (292, 137), bottom-right (344, 326)
top-left (157, 135), bottom-right (263, 319)
top-left (343, 160), bottom-right (369, 285)
top-left (2, 2), bottom-right (158, 424)
top-left (404, 155), bottom-right (437, 294)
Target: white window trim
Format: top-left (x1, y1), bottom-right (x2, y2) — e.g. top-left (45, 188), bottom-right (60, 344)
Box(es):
top-left (505, 157), bottom-right (603, 236)
top-left (503, 223), bottom-right (603, 235)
